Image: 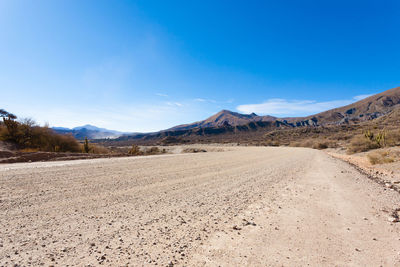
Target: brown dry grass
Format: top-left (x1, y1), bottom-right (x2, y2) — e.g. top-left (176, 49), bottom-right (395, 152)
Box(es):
top-left (367, 151), bottom-right (395, 165)
top-left (347, 135), bottom-right (380, 154)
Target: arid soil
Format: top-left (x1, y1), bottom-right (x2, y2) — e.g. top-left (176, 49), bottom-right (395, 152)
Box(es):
top-left (1, 147), bottom-right (400, 266)
top-left (329, 147), bottom-right (400, 192)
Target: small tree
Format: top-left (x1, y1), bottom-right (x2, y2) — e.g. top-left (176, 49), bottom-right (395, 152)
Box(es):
top-left (1, 109), bottom-right (18, 143)
top-left (83, 137), bottom-right (90, 153)
top-left (0, 109), bottom-right (17, 120)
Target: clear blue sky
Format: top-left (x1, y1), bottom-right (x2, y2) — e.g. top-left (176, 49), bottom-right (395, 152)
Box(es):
top-left (1, 0), bottom-right (399, 132)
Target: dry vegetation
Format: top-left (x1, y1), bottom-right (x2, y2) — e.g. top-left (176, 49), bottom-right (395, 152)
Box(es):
top-left (0, 116), bottom-right (81, 153)
top-left (367, 151), bottom-right (395, 165)
top-left (347, 129), bottom-right (400, 154)
top-left (0, 109), bottom-right (111, 155)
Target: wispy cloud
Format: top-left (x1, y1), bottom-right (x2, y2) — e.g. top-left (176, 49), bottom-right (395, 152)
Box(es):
top-left (353, 94), bottom-right (373, 101)
top-left (166, 102), bottom-right (183, 107)
top-left (194, 98), bottom-right (233, 104)
top-left (156, 93), bottom-right (169, 97)
top-left (236, 95), bottom-right (373, 117)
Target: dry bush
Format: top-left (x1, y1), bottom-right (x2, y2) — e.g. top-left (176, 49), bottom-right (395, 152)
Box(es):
top-left (128, 144), bottom-right (143, 155)
top-left (147, 147), bottom-right (161, 154)
top-left (289, 139), bottom-right (333, 150)
top-left (312, 142), bottom-right (329, 150)
top-left (144, 146), bottom-right (167, 155)
top-left (0, 117), bottom-right (81, 152)
top-left (385, 130), bottom-right (400, 146)
top-left (88, 144), bottom-right (110, 154)
top-left (347, 135), bottom-right (380, 154)
top-left (367, 151), bottom-right (395, 165)
top-left (182, 148), bottom-right (207, 153)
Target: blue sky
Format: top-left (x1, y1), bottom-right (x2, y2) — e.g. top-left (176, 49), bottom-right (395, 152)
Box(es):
top-left (1, 0), bottom-right (399, 132)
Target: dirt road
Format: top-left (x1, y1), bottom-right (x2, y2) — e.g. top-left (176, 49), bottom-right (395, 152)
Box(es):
top-left (1, 147), bottom-right (399, 266)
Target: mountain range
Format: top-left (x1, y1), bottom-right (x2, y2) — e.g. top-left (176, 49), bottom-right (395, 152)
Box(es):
top-left (59, 86), bottom-right (400, 144)
top-left (53, 125), bottom-right (130, 140)
top-left (105, 86), bottom-right (400, 145)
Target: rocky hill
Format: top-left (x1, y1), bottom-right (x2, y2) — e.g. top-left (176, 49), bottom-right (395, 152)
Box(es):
top-left (299, 86), bottom-right (400, 125)
top-left (169, 110), bottom-right (276, 131)
top-left (102, 86), bottom-right (400, 145)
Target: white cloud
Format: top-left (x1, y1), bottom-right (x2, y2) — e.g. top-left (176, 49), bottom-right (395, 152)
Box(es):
top-left (156, 93), bottom-right (169, 97)
top-left (353, 94), bottom-right (373, 101)
top-left (166, 102), bottom-right (183, 107)
top-left (236, 94), bottom-right (372, 117)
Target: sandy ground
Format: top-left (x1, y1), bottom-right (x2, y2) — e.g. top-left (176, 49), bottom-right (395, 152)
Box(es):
top-left (1, 146), bottom-right (400, 266)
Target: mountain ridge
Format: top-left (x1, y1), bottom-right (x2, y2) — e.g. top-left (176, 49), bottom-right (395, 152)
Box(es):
top-left (105, 86), bottom-right (400, 145)
top-left (53, 124), bottom-right (131, 140)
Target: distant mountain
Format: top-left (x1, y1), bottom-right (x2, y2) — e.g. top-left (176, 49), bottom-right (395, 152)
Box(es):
top-left (53, 124), bottom-right (130, 140)
top-left (169, 110), bottom-right (276, 131)
top-left (106, 86), bottom-right (400, 145)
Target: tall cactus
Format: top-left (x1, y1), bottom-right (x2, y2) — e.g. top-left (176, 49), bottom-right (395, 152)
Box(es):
top-left (83, 137), bottom-right (90, 153)
top-left (375, 131), bottom-right (386, 147)
top-left (364, 130), bottom-right (374, 141)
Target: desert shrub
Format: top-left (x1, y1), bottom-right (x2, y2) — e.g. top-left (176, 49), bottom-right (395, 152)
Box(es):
top-left (386, 130), bottom-right (400, 146)
top-left (147, 147), bottom-right (160, 154)
top-left (128, 144), bottom-right (142, 155)
top-left (182, 148), bottom-right (207, 153)
top-left (88, 144), bottom-right (110, 154)
top-left (367, 151), bottom-right (395, 165)
top-left (347, 135), bottom-right (380, 154)
top-left (364, 130), bottom-right (386, 148)
top-left (0, 110), bottom-right (81, 152)
top-left (312, 142), bottom-right (328, 150)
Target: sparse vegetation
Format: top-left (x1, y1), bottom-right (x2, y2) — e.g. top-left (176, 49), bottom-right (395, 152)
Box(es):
top-left (367, 151), bottom-right (395, 165)
top-left (87, 144), bottom-right (110, 154)
top-left (182, 148), bottom-right (207, 153)
top-left (347, 135), bottom-right (380, 154)
top-left (364, 130), bottom-right (386, 148)
top-left (347, 129), bottom-right (395, 154)
top-left (0, 110), bottom-right (81, 152)
top-left (128, 144), bottom-right (142, 155)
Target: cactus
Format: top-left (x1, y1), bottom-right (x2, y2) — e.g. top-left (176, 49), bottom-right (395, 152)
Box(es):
top-left (83, 137), bottom-right (90, 153)
top-left (364, 130), bottom-right (386, 148)
top-left (364, 130), bottom-right (374, 141)
top-left (375, 131), bottom-right (386, 147)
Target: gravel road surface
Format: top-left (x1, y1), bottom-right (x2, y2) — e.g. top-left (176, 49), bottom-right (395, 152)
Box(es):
top-left (1, 147), bottom-right (399, 266)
